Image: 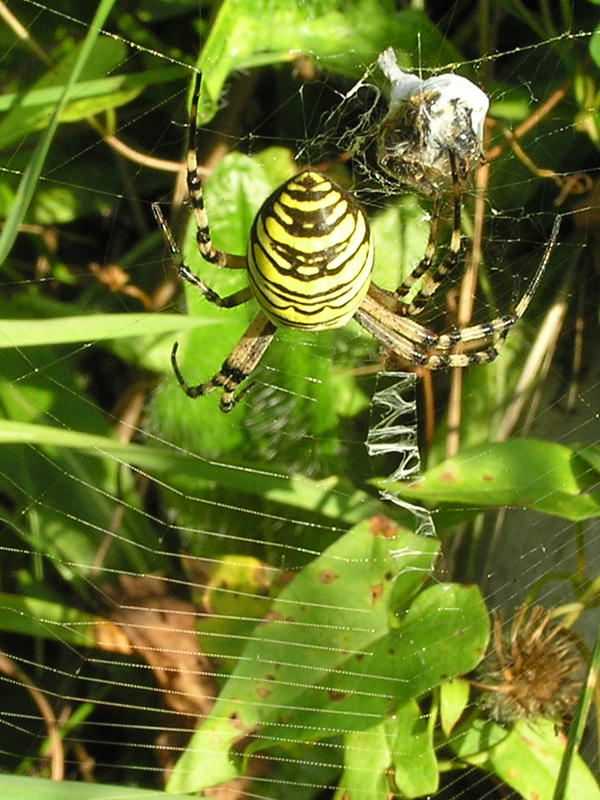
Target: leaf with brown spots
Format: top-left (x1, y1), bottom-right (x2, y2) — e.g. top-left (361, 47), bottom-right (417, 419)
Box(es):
top-left (384, 439), bottom-right (600, 521)
top-left (318, 569), bottom-right (339, 584)
top-left (368, 513), bottom-right (401, 538)
top-left (167, 519), bottom-right (438, 794)
top-left (369, 583), bottom-right (384, 604)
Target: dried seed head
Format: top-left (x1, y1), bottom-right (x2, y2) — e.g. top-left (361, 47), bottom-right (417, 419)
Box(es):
top-left (474, 604), bottom-right (585, 724)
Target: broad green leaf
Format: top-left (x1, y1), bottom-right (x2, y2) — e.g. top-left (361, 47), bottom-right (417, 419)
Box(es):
top-left (452, 718), bottom-right (600, 800)
top-left (166, 528), bottom-right (490, 794)
top-left (339, 723), bottom-right (391, 800)
top-left (264, 583), bottom-right (488, 744)
top-left (590, 24), bottom-right (600, 67)
top-left (440, 678), bottom-right (471, 737)
top-left (341, 701), bottom-right (439, 800)
top-left (196, 1), bottom-right (462, 120)
top-left (389, 700), bottom-right (438, 798)
top-left (371, 195), bottom-right (431, 293)
top-left (167, 519), bottom-right (439, 793)
top-left (385, 438), bottom-right (600, 521)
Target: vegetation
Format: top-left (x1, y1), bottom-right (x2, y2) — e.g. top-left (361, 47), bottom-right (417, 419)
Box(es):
top-left (1, 1), bottom-right (600, 798)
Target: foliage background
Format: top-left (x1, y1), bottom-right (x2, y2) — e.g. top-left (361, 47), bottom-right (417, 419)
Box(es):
top-left (1, 0), bottom-right (600, 798)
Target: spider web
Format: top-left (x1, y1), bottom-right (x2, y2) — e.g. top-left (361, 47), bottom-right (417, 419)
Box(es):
top-left (365, 371), bottom-right (436, 538)
top-left (1, 2), bottom-right (600, 799)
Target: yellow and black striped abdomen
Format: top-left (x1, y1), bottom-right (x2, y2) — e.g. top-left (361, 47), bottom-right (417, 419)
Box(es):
top-left (247, 170), bottom-right (373, 329)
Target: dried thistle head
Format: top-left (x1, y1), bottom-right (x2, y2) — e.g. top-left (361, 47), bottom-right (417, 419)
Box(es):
top-left (474, 604), bottom-right (585, 725)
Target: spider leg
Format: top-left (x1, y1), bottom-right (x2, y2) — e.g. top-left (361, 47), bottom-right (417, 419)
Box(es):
top-left (355, 292), bottom-right (438, 365)
top-left (392, 193), bottom-right (441, 303)
top-left (186, 73), bottom-right (246, 269)
top-left (397, 150), bottom-right (463, 316)
top-left (381, 151), bottom-right (463, 318)
top-left (171, 311), bottom-right (277, 412)
top-left (363, 195), bottom-right (442, 316)
top-left (358, 215), bottom-right (559, 370)
top-left (429, 214), bottom-right (561, 367)
top-left (152, 202), bottom-right (253, 308)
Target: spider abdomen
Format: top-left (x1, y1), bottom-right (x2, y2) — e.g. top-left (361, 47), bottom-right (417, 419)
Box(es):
top-left (247, 170), bottom-right (374, 330)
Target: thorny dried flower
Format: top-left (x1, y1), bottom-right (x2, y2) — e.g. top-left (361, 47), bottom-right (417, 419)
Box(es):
top-left (474, 604), bottom-right (585, 724)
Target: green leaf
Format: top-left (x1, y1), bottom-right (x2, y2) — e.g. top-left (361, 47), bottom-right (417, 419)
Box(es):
top-left (0, 312), bottom-right (217, 350)
top-left (452, 718), bottom-right (600, 800)
top-left (0, 774), bottom-right (191, 799)
top-left (196, 0), bottom-right (462, 120)
top-left (371, 195), bottom-right (431, 293)
top-left (289, 582), bottom-right (487, 737)
top-left (166, 524), bottom-right (490, 795)
top-left (388, 700), bottom-right (438, 798)
top-left (385, 438), bottom-right (600, 521)
top-left (0, 593), bottom-right (97, 646)
top-left (440, 678), bottom-right (471, 737)
top-left (0, 0), bottom-right (118, 265)
top-left (339, 723), bottom-right (391, 800)
top-left (167, 519), bottom-right (439, 793)
top-left (590, 25), bottom-right (600, 68)
top-left (341, 701), bottom-right (440, 800)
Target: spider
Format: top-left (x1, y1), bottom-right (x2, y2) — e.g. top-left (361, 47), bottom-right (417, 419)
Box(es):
top-left (153, 71), bottom-right (559, 413)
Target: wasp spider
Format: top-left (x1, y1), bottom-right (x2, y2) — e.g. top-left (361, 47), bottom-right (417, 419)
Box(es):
top-left (153, 72), bottom-right (558, 412)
